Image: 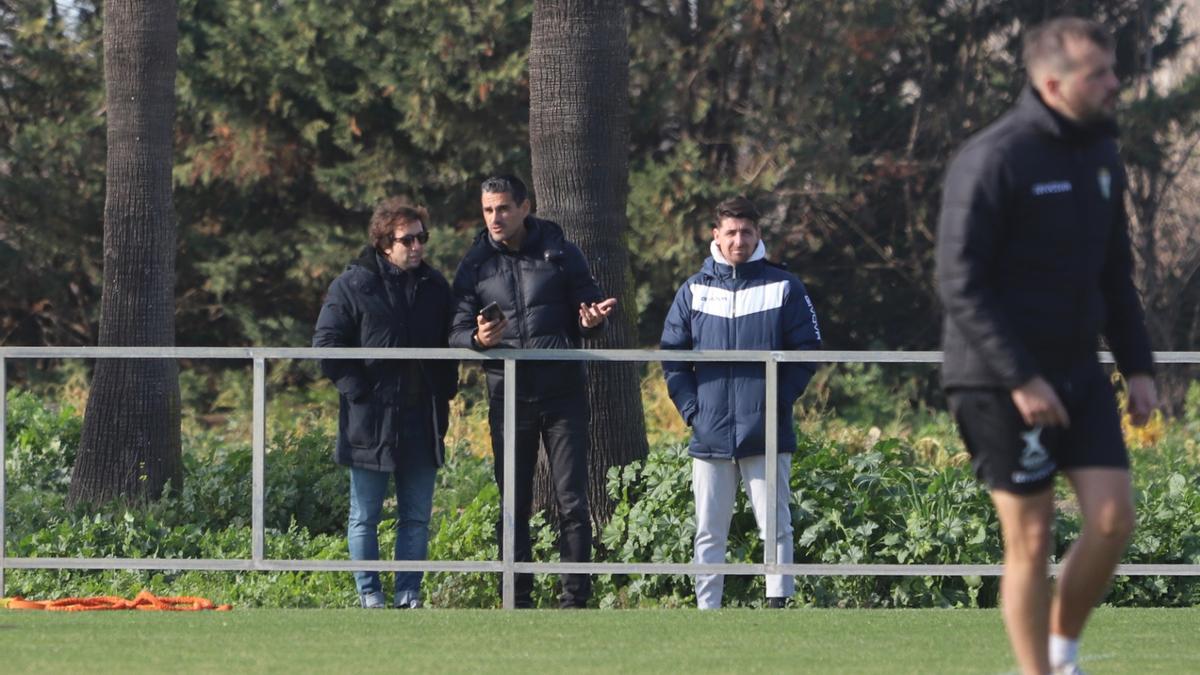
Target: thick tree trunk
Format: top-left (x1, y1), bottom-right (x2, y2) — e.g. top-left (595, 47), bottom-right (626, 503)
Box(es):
top-left (69, 0), bottom-right (181, 506)
top-left (529, 0), bottom-right (648, 528)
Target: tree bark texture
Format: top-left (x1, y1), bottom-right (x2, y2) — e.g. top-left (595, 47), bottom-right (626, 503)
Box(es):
top-left (529, 0), bottom-right (648, 528)
top-left (70, 0), bottom-right (181, 505)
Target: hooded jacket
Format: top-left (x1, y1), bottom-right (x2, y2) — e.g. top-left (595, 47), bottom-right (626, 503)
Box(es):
top-left (661, 240), bottom-right (822, 460)
top-left (449, 215), bottom-right (605, 401)
top-left (313, 246), bottom-right (458, 471)
top-left (936, 86), bottom-right (1154, 390)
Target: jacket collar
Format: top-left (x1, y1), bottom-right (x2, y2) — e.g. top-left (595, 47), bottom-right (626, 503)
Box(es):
top-left (477, 214), bottom-right (565, 255)
top-left (351, 245), bottom-right (430, 281)
top-left (1017, 85), bottom-right (1119, 145)
top-left (704, 239), bottom-right (767, 279)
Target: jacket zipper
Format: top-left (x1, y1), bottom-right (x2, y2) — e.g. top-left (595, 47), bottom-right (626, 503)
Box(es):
top-left (727, 270), bottom-right (738, 455)
top-left (509, 252), bottom-right (529, 346)
top-left (1069, 147), bottom-right (1090, 362)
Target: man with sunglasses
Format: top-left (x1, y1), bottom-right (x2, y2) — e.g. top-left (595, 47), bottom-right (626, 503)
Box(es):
top-left (313, 197), bottom-right (458, 609)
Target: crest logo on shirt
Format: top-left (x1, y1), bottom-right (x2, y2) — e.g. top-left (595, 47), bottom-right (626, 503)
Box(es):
top-left (1018, 426), bottom-right (1051, 471)
top-left (1098, 168), bottom-right (1112, 200)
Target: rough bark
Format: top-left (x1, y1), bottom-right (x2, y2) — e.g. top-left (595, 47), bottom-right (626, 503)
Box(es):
top-left (69, 0), bottom-right (181, 506)
top-left (529, 0), bottom-right (648, 528)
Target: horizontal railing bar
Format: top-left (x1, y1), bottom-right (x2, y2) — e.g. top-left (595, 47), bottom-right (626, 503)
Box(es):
top-left (6, 558), bottom-right (1198, 576)
top-left (4, 346), bottom-right (1198, 595)
top-left (3, 558), bottom-right (503, 573)
top-left (513, 562), bottom-right (1200, 577)
top-left (2, 346), bottom-right (1199, 364)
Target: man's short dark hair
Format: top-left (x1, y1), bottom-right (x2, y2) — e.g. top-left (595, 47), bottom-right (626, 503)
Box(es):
top-left (1023, 17), bottom-right (1115, 75)
top-left (481, 174), bottom-right (528, 205)
top-left (368, 197), bottom-right (429, 252)
top-left (714, 196), bottom-right (761, 228)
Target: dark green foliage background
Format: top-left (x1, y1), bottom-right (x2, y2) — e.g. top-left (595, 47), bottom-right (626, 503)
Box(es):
top-left (4, 0), bottom-right (1199, 354)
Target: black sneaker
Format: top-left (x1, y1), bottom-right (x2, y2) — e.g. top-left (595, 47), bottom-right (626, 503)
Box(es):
top-left (766, 597), bottom-right (788, 609)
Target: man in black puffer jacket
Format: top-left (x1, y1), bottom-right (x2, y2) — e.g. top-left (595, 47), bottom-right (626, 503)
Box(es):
top-left (313, 198), bottom-right (457, 610)
top-left (450, 175), bottom-right (616, 608)
top-left (936, 17), bottom-right (1157, 675)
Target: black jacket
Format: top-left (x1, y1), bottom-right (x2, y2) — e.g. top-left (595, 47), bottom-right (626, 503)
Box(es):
top-left (449, 216), bottom-right (605, 401)
top-left (313, 247), bottom-right (458, 471)
top-left (936, 86), bottom-right (1154, 390)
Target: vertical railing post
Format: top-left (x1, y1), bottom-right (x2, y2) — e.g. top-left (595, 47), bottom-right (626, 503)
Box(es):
top-left (252, 357), bottom-right (266, 566)
top-left (0, 357), bottom-right (7, 599)
top-left (502, 358), bottom-right (517, 609)
top-left (764, 355), bottom-right (778, 573)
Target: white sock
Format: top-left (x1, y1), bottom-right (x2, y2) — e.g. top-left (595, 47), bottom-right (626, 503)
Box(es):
top-left (1049, 634), bottom-right (1079, 668)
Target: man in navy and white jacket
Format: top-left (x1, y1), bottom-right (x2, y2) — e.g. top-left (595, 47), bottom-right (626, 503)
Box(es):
top-left (660, 196), bottom-right (821, 609)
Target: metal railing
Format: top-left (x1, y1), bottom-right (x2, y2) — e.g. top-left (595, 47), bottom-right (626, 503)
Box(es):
top-left (2, 346), bottom-right (1199, 608)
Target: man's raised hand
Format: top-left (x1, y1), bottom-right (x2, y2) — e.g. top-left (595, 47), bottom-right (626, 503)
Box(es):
top-left (579, 298), bottom-right (617, 329)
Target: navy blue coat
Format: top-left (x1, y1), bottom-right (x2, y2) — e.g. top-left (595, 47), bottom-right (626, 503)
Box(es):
top-left (661, 247), bottom-right (822, 460)
top-left (313, 247), bottom-right (458, 472)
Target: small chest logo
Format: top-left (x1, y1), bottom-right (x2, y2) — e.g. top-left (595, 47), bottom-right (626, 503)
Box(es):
top-left (1098, 168), bottom-right (1112, 200)
top-left (1031, 181), bottom-right (1072, 196)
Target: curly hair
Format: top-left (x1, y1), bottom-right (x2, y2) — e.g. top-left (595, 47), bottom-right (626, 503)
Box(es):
top-left (368, 198), bottom-right (429, 252)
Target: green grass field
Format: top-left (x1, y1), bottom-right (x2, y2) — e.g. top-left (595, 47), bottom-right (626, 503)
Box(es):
top-left (1, 607), bottom-right (1197, 673)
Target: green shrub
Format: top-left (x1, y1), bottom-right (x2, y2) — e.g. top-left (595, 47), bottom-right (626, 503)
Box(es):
top-left (1185, 381), bottom-right (1200, 426)
top-left (806, 363), bottom-right (938, 430)
top-left (424, 479), bottom-right (565, 609)
top-left (6, 385), bottom-right (1200, 609)
top-left (598, 442), bottom-right (695, 607)
top-left (6, 519), bottom-right (356, 608)
top-left (1107, 471), bottom-right (1200, 606)
top-left (4, 389), bottom-right (81, 492)
top-left (599, 437), bottom-right (1001, 608)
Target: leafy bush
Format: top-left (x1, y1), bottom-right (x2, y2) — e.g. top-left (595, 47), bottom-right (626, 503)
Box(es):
top-left (1109, 470), bottom-right (1200, 606)
top-left (598, 443), bottom-right (696, 607)
top-left (599, 437), bottom-right (1000, 608)
top-left (4, 390), bottom-right (81, 492)
top-left (424, 480), bottom-right (566, 609)
top-left (5, 386), bottom-right (1200, 609)
top-left (806, 363), bottom-right (939, 430)
top-left (7, 519), bottom-right (357, 608)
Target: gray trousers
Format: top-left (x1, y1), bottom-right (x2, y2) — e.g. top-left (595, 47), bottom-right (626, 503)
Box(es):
top-left (692, 453), bottom-right (795, 609)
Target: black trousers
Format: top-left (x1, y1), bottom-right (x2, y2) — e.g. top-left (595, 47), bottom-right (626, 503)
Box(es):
top-left (488, 391), bottom-right (592, 607)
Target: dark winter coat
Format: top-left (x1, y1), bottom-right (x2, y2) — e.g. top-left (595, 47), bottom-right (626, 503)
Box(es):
top-left (313, 247), bottom-right (458, 472)
top-left (936, 86), bottom-right (1154, 390)
top-left (449, 216), bottom-right (605, 401)
top-left (660, 242), bottom-right (822, 460)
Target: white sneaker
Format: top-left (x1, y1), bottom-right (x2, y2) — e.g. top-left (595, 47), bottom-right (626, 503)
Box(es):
top-left (360, 592), bottom-right (388, 609)
top-left (393, 592), bottom-right (423, 609)
top-left (1052, 663), bottom-right (1086, 675)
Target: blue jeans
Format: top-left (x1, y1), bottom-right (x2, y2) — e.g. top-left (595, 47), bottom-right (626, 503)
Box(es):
top-left (347, 450), bottom-right (437, 606)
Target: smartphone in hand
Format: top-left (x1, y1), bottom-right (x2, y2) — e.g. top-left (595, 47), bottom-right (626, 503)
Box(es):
top-left (479, 301), bottom-right (505, 323)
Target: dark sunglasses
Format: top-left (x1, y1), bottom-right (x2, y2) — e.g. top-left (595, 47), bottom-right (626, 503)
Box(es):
top-left (391, 231), bottom-right (429, 247)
